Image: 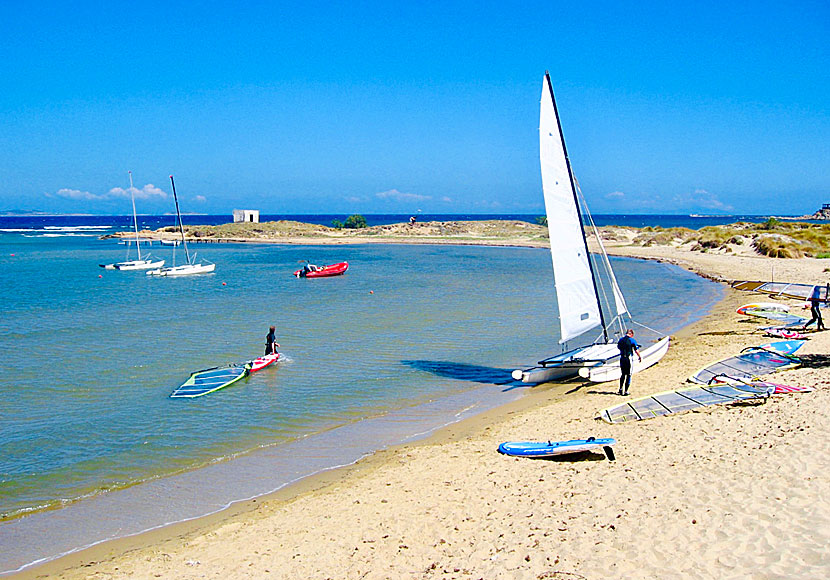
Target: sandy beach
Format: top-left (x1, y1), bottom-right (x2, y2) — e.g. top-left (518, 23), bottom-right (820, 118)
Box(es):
top-left (21, 232), bottom-right (830, 580)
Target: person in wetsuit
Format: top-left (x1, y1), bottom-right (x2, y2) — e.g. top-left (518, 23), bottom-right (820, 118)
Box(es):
top-left (804, 286), bottom-right (827, 331)
top-left (265, 325), bottom-right (280, 355)
top-left (617, 329), bottom-right (642, 396)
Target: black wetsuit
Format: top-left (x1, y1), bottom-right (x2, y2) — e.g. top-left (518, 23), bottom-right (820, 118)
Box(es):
top-left (265, 330), bottom-right (277, 355)
top-left (617, 335), bottom-right (640, 394)
top-left (806, 295), bottom-right (826, 330)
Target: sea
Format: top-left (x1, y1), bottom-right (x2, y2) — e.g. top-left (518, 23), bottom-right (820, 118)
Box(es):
top-left (0, 213), bottom-right (734, 574)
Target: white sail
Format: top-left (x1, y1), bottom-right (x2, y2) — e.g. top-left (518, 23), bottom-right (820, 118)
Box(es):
top-left (539, 78), bottom-right (601, 343)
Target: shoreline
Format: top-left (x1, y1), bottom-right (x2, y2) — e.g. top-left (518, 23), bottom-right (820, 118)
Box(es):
top-left (15, 242), bottom-right (830, 579)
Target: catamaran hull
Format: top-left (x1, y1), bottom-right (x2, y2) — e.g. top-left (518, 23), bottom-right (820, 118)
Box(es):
top-left (512, 363), bottom-right (592, 383)
top-left (511, 342), bottom-right (620, 383)
top-left (579, 336), bottom-right (671, 383)
top-left (147, 263), bottom-right (216, 276)
top-left (114, 259), bottom-right (165, 271)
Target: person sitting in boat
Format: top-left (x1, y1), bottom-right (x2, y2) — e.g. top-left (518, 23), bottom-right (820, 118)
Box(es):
top-left (617, 329), bottom-right (642, 396)
top-left (265, 325), bottom-right (280, 355)
top-left (300, 263), bottom-right (319, 277)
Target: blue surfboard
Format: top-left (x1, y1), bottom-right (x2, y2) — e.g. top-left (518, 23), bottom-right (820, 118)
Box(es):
top-left (498, 437), bottom-right (616, 460)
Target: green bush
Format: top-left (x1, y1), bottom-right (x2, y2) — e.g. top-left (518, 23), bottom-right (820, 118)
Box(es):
top-left (344, 214), bottom-right (367, 229)
top-left (535, 216), bottom-right (548, 226)
top-left (331, 219), bottom-right (343, 229)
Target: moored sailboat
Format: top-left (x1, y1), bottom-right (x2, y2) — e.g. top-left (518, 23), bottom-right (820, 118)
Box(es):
top-left (100, 171), bottom-right (165, 270)
top-left (147, 175), bottom-right (215, 276)
top-left (512, 72), bottom-right (669, 384)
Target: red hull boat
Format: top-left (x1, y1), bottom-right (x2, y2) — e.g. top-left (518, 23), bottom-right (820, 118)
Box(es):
top-left (294, 261), bottom-right (349, 278)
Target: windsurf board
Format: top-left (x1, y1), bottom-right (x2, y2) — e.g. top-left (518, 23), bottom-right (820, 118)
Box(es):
top-left (498, 437), bottom-right (616, 460)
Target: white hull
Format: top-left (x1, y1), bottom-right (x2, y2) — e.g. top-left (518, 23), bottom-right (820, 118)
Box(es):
top-left (512, 364), bottom-right (588, 383)
top-left (114, 259), bottom-right (165, 271)
top-left (512, 342), bottom-right (619, 383)
top-left (579, 336), bottom-right (671, 382)
top-left (147, 263), bottom-right (215, 276)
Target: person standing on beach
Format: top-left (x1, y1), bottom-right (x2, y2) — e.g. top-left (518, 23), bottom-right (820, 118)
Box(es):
top-left (265, 325), bottom-right (280, 356)
top-left (803, 286), bottom-right (826, 331)
top-left (617, 329), bottom-right (642, 396)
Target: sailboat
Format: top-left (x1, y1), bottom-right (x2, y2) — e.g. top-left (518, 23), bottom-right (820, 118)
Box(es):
top-left (147, 175), bottom-right (215, 276)
top-left (100, 171), bottom-right (165, 270)
top-left (511, 72), bottom-right (669, 384)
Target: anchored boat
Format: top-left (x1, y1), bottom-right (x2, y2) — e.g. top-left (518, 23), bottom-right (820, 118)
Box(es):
top-left (147, 175), bottom-right (215, 277)
top-left (100, 171), bottom-right (165, 271)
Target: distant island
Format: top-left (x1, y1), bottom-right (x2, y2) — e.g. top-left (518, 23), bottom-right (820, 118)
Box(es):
top-left (0, 210), bottom-right (96, 217)
top-left (103, 217), bottom-right (830, 259)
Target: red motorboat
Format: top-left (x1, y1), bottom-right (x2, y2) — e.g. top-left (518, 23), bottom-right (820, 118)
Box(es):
top-left (294, 261), bottom-right (349, 278)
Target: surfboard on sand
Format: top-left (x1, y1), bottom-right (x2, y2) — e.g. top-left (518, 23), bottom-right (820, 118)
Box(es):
top-left (498, 437), bottom-right (616, 461)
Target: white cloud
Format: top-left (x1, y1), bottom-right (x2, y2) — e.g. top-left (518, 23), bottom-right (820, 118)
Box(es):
top-left (440, 196), bottom-right (453, 203)
top-left (605, 190), bottom-right (625, 199)
top-left (49, 184), bottom-right (168, 203)
top-left (375, 189), bottom-right (431, 202)
top-left (680, 188), bottom-right (733, 211)
top-left (193, 195), bottom-right (207, 203)
top-left (51, 188), bottom-right (106, 201)
top-left (107, 184), bottom-right (168, 201)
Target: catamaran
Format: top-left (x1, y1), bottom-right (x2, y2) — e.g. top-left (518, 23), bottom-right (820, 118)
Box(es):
top-left (511, 72), bottom-right (669, 384)
top-left (100, 171), bottom-right (165, 271)
top-left (147, 175), bottom-right (215, 276)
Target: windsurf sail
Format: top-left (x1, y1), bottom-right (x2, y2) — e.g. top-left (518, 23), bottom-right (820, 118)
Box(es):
top-left (732, 281), bottom-right (829, 302)
top-left (740, 308), bottom-right (807, 326)
top-left (688, 341), bottom-right (804, 385)
top-left (170, 365), bottom-right (249, 398)
top-left (599, 383), bottom-right (775, 423)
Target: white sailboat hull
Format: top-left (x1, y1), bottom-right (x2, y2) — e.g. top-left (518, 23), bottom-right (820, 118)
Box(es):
top-left (114, 259), bottom-right (165, 271)
top-left (579, 336), bottom-right (671, 383)
top-left (512, 337), bottom-right (670, 384)
top-left (147, 263), bottom-right (215, 276)
top-left (512, 342), bottom-right (620, 383)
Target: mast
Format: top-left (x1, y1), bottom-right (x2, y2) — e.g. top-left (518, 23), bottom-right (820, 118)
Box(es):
top-left (169, 175), bottom-right (192, 264)
top-left (544, 71), bottom-right (609, 342)
top-left (128, 171), bottom-right (142, 260)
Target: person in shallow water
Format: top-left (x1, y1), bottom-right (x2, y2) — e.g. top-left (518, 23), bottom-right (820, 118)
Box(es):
top-left (617, 329), bottom-right (642, 396)
top-left (265, 325), bottom-right (280, 356)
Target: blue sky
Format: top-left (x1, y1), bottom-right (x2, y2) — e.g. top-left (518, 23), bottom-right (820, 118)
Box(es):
top-left (0, 0), bottom-right (827, 215)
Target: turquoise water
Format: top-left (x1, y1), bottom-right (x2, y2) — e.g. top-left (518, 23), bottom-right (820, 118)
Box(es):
top-left (0, 229), bottom-right (722, 572)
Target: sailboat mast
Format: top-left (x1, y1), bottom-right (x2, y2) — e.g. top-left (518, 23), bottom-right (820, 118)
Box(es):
top-left (544, 71), bottom-right (610, 342)
top-left (128, 171), bottom-right (142, 261)
top-left (169, 175), bottom-right (192, 264)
